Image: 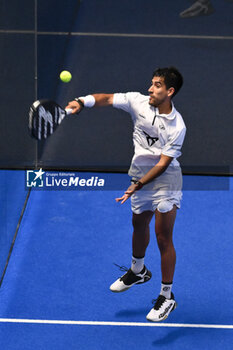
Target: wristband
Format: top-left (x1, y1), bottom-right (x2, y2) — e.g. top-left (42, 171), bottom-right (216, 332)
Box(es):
top-left (75, 95), bottom-right (95, 108)
top-left (131, 180), bottom-right (143, 190)
top-left (135, 181), bottom-right (143, 190)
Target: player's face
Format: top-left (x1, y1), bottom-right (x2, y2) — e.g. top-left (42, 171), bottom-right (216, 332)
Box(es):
top-left (148, 76), bottom-right (172, 107)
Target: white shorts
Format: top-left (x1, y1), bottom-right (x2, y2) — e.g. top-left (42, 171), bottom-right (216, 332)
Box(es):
top-left (131, 166), bottom-right (183, 214)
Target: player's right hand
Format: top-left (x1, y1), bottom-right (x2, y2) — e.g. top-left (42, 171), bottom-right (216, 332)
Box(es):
top-left (65, 100), bottom-right (83, 114)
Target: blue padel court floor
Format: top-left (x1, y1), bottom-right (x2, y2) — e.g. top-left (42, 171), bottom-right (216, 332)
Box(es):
top-left (0, 171), bottom-right (233, 349)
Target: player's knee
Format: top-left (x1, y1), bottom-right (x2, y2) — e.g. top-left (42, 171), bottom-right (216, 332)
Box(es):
top-left (156, 234), bottom-right (168, 251)
top-left (156, 233), bottom-right (172, 252)
top-left (157, 200), bottom-right (173, 213)
top-left (132, 216), bottom-right (146, 230)
top-left (132, 213), bottom-right (150, 230)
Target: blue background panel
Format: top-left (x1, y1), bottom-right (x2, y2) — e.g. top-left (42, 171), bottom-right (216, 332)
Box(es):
top-left (38, 0), bottom-right (81, 33)
top-left (0, 33), bottom-right (36, 167)
top-left (0, 0), bottom-right (34, 30)
top-left (38, 0), bottom-right (233, 37)
top-left (37, 34), bottom-right (233, 170)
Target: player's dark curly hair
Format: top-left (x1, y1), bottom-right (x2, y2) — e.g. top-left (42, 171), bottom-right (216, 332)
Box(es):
top-left (152, 67), bottom-right (183, 98)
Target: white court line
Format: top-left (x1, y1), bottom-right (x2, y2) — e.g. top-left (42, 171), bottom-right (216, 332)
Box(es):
top-left (0, 318), bottom-right (232, 329)
top-left (70, 32), bottom-right (233, 41)
top-left (0, 29), bottom-right (233, 40)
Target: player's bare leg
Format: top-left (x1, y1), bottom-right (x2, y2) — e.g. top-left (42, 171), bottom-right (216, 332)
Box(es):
top-left (110, 210), bottom-right (153, 292)
top-left (132, 210), bottom-right (154, 258)
top-left (146, 205), bottom-right (177, 322)
top-left (155, 205), bottom-right (177, 283)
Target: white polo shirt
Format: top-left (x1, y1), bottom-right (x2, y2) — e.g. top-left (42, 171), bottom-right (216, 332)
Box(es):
top-left (113, 92), bottom-right (186, 178)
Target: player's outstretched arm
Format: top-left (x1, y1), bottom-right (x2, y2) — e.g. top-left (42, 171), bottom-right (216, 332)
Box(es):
top-left (66, 94), bottom-right (114, 114)
top-left (115, 155), bottom-right (173, 204)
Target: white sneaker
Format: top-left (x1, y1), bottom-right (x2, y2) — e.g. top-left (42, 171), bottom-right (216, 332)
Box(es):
top-left (110, 266), bottom-right (152, 293)
top-left (146, 293), bottom-right (177, 322)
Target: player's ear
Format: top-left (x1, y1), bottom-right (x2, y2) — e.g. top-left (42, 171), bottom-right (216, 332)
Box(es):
top-left (167, 87), bottom-right (175, 97)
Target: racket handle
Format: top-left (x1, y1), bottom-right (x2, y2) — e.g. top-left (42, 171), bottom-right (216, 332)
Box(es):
top-left (65, 108), bottom-right (73, 115)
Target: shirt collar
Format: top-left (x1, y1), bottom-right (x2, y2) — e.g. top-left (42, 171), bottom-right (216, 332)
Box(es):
top-left (154, 102), bottom-right (176, 120)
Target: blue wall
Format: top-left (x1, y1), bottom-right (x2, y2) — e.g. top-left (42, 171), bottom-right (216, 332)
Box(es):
top-left (0, 0), bottom-right (232, 172)
top-left (37, 0), bottom-right (233, 173)
top-left (0, 0), bottom-right (36, 168)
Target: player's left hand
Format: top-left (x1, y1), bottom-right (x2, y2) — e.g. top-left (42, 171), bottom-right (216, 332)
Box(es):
top-left (115, 184), bottom-right (138, 204)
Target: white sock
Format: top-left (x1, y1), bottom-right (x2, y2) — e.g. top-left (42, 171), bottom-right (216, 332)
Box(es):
top-left (160, 282), bottom-right (173, 299)
top-left (131, 256), bottom-right (144, 274)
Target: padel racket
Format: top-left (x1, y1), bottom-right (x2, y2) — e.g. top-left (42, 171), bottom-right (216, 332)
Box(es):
top-left (28, 99), bottom-right (73, 140)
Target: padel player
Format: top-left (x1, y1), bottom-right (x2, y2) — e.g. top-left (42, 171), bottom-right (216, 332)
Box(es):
top-left (66, 67), bottom-right (186, 322)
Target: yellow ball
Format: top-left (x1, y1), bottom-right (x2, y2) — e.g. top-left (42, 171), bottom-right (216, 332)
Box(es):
top-left (60, 70), bottom-right (72, 83)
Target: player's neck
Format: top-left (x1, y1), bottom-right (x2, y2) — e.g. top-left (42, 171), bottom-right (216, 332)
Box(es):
top-left (158, 100), bottom-right (172, 115)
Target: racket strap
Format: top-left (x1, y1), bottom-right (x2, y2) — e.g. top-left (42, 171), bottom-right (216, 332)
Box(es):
top-left (75, 98), bottom-right (84, 108)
